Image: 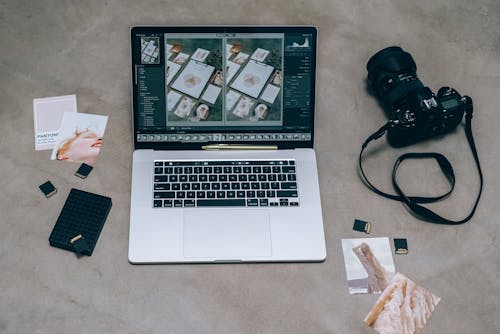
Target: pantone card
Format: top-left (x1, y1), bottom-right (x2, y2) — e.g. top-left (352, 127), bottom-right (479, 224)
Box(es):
top-left (33, 95), bottom-right (77, 150)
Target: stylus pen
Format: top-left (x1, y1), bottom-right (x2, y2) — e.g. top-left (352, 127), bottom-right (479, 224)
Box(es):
top-left (202, 144), bottom-right (278, 150)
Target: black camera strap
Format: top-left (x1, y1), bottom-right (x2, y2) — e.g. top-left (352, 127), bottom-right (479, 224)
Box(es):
top-left (358, 97), bottom-right (483, 224)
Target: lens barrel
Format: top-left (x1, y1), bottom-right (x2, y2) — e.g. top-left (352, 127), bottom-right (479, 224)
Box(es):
top-left (367, 46), bottom-right (423, 108)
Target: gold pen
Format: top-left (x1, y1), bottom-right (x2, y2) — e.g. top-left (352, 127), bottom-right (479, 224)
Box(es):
top-left (202, 144), bottom-right (278, 150)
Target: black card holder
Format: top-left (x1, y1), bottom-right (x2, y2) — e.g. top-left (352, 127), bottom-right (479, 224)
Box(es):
top-left (49, 188), bottom-right (112, 256)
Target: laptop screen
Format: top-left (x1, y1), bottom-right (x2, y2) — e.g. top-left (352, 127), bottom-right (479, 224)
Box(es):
top-left (131, 26), bottom-right (317, 150)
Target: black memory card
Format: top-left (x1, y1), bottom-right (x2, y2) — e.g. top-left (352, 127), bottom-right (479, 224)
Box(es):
top-left (39, 181), bottom-right (57, 198)
top-left (75, 163), bottom-right (93, 179)
top-left (353, 219), bottom-right (371, 234)
top-left (394, 238), bottom-right (408, 254)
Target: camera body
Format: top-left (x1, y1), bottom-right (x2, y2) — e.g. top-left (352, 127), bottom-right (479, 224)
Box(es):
top-left (367, 46), bottom-right (467, 147)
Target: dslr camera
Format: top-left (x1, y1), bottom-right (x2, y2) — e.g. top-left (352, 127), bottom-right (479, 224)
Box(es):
top-left (366, 46), bottom-right (468, 147)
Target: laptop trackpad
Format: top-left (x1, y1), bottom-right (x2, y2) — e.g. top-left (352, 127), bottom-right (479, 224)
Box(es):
top-left (183, 210), bottom-right (272, 259)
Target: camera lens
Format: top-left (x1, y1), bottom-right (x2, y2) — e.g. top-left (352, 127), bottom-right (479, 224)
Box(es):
top-left (366, 46), bottom-right (424, 108)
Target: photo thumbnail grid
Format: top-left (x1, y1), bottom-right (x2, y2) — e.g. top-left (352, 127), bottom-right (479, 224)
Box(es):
top-left (164, 34), bottom-right (284, 127)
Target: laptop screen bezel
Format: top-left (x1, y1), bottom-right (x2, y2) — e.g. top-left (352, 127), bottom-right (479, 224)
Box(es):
top-left (131, 25), bottom-right (317, 150)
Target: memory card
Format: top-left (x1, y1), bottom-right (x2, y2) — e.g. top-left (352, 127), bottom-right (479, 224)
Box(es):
top-left (394, 238), bottom-right (408, 254)
top-left (75, 163), bottom-right (93, 179)
top-left (39, 181), bottom-right (57, 198)
top-left (353, 219), bottom-right (371, 234)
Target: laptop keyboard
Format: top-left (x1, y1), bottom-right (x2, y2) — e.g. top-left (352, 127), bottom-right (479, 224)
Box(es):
top-left (153, 160), bottom-right (299, 208)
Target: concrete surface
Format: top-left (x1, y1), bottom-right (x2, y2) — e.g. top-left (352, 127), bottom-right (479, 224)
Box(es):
top-left (1, 0), bottom-right (499, 333)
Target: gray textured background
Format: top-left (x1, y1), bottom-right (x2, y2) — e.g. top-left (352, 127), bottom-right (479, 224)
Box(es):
top-left (1, 0), bottom-right (499, 333)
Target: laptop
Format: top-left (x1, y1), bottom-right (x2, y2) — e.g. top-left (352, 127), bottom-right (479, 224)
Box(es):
top-left (129, 26), bottom-right (326, 263)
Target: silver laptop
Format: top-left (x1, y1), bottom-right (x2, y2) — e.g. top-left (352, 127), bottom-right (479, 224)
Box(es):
top-left (129, 26), bottom-right (326, 263)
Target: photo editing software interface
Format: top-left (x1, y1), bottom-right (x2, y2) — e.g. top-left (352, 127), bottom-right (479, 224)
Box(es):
top-left (133, 30), bottom-right (315, 144)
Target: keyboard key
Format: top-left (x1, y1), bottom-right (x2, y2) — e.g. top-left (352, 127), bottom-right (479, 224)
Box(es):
top-left (163, 200), bottom-right (173, 207)
top-left (222, 183), bottom-right (230, 190)
top-left (281, 182), bottom-right (297, 190)
top-left (227, 191), bottom-right (235, 198)
top-left (187, 191), bottom-right (196, 198)
top-left (259, 199), bottom-right (269, 206)
top-left (169, 175), bottom-right (178, 182)
top-left (182, 183), bottom-right (190, 190)
top-left (177, 191), bottom-right (185, 199)
top-left (246, 191), bottom-right (256, 198)
top-left (154, 167), bottom-right (163, 174)
top-left (207, 191), bottom-right (216, 198)
top-left (247, 199), bottom-right (258, 206)
top-left (155, 162), bottom-right (163, 166)
top-left (287, 174), bottom-right (297, 181)
top-left (231, 183), bottom-right (240, 190)
top-left (154, 175), bottom-right (168, 182)
top-left (172, 183), bottom-right (180, 191)
top-left (211, 183), bottom-right (221, 190)
top-left (282, 166), bottom-right (296, 173)
top-left (217, 191), bottom-right (225, 198)
top-left (154, 200), bottom-right (162, 207)
top-left (154, 192), bottom-right (175, 199)
top-left (277, 190), bottom-right (298, 197)
top-left (174, 200), bottom-right (183, 207)
top-left (154, 183), bottom-right (170, 191)
top-left (197, 199), bottom-right (246, 207)
top-left (237, 191), bottom-right (245, 198)
top-left (196, 191), bottom-right (206, 198)
top-left (184, 200), bottom-right (195, 207)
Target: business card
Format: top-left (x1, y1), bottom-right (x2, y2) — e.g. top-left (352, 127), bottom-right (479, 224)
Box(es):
top-left (33, 95), bottom-right (77, 150)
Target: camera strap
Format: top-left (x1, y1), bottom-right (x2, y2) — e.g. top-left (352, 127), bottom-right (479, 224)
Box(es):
top-left (358, 97), bottom-right (483, 224)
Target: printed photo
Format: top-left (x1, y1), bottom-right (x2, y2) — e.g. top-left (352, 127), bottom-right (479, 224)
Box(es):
top-left (272, 70), bottom-right (282, 86)
top-left (225, 90), bottom-right (241, 112)
top-left (364, 273), bottom-right (441, 334)
top-left (250, 48), bottom-right (270, 62)
top-left (166, 61), bottom-right (182, 84)
top-left (212, 70), bottom-right (224, 86)
top-left (233, 52), bottom-right (249, 65)
top-left (260, 84), bottom-right (281, 104)
top-left (231, 59), bottom-right (274, 98)
top-left (171, 60), bottom-right (215, 99)
top-left (173, 52), bottom-right (190, 65)
top-left (166, 90), bottom-right (182, 112)
top-left (233, 96), bottom-right (255, 118)
top-left (201, 84), bottom-right (221, 105)
top-left (51, 112), bottom-right (108, 166)
top-left (225, 61), bottom-right (241, 84)
top-left (173, 96), bottom-right (196, 119)
top-left (249, 103), bottom-right (269, 121)
top-left (33, 94), bottom-right (77, 151)
top-left (341, 237), bottom-right (396, 295)
top-left (191, 48), bottom-right (210, 62)
top-left (189, 103), bottom-right (210, 122)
